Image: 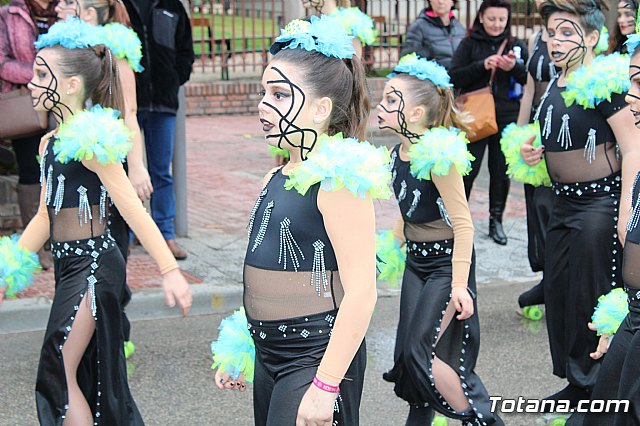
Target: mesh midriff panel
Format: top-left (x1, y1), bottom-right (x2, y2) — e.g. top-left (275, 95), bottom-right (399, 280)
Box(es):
top-left (404, 219), bottom-right (454, 243)
top-left (49, 205), bottom-right (108, 243)
top-left (624, 242), bottom-right (640, 289)
top-left (243, 265), bottom-right (344, 321)
top-left (545, 143), bottom-right (620, 183)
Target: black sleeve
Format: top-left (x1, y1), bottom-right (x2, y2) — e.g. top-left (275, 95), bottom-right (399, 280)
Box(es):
top-left (596, 91), bottom-right (628, 119)
top-left (399, 21), bottom-right (432, 59)
top-left (449, 38), bottom-right (489, 91)
top-left (175, 3), bottom-right (194, 85)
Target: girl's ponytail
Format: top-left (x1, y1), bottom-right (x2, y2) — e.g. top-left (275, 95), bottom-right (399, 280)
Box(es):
top-left (91, 45), bottom-right (126, 116)
top-left (344, 55), bottom-right (370, 141)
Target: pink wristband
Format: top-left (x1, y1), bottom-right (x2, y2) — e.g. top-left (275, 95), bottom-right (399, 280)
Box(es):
top-left (313, 376), bottom-right (340, 394)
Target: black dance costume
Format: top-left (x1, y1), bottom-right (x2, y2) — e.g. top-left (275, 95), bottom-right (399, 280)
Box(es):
top-left (584, 173), bottom-right (640, 426)
top-left (243, 168), bottom-right (365, 426)
top-left (384, 145), bottom-right (502, 426)
top-left (35, 136), bottom-right (144, 425)
top-left (519, 30), bottom-right (557, 308)
top-left (535, 74), bottom-right (626, 392)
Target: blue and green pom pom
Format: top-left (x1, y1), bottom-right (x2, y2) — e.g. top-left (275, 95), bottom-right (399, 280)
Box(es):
top-left (594, 26), bottom-right (609, 55)
top-left (275, 15), bottom-right (355, 59)
top-left (102, 23), bottom-right (144, 72)
top-left (284, 133), bottom-right (392, 199)
top-left (591, 288), bottom-right (629, 336)
top-left (211, 308), bottom-right (255, 382)
top-left (268, 146), bottom-right (290, 160)
top-left (562, 52), bottom-right (630, 110)
top-left (54, 105), bottom-right (133, 165)
top-left (0, 235), bottom-right (41, 298)
top-left (35, 17), bottom-right (103, 50)
top-left (388, 53), bottom-right (452, 88)
top-left (330, 7), bottom-right (378, 46)
top-left (408, 127), bottom-right (474, 180)
top-left (376, 230), bottom-right (405, 287)
top-left (500, 122), bottom-right (551, 187)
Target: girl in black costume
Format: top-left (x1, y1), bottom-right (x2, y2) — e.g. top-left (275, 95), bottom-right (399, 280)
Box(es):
top-left (0, 21), bottom-right (192, 425)
top-left (378, 54), bottom-right (503, 426)
top-left (520, 0), bottom-right (640, 406)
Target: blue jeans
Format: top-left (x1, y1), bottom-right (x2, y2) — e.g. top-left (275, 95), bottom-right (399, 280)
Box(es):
top-left (138, 111), bottom-right (177, 240)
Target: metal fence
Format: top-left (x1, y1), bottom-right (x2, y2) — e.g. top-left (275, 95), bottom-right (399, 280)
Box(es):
top-left (189, 0), bottom-right (543, 79)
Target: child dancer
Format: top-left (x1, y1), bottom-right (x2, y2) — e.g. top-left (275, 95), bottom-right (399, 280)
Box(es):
top-left (379, 53), bottom-right (503, 426)
top-left (520, 0), bottom-right (640, 405)
top-left (0, 20), bottom-right (192, 425)
top-left (212, 16), bottom-right (390, 425)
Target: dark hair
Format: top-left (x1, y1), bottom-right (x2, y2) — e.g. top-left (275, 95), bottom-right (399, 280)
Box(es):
top-left (272, 48), bottom-right (370, 140)
top-left (48, 44), bottom-right (125, 116)
top-left (539, 0), bottom-right (608, 35)
top-left (80, 0), bottom-right (131, 26)
top-left (468, 0), bottom-right (513, 45)
top-left (393, 73), bottom-right (471, 133)
top-left (609, 0), bottom-right (638, 53)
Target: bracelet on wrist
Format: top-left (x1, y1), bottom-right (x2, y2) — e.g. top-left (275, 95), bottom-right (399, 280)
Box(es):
top-left (313, 375), bottom-right (340, 394)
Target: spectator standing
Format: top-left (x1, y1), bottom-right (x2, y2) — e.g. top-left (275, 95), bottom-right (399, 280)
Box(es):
top-left (609, 0), bottom-right (638, 53)
top-left (399, 0), bottom-right (465, 70)
top-left (449, 0), bottom-right (528, 245)
top-left (0, 0), bottom-right (56, 269)
top-left (121, 0), bottom-right (194, 259)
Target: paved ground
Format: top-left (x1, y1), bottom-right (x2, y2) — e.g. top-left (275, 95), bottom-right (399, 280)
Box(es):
top-left (0, 115), bottom-right (559, 425)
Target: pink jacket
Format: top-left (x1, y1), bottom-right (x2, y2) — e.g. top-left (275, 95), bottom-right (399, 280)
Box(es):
top-left (0, 0), bottom-right (38, 94)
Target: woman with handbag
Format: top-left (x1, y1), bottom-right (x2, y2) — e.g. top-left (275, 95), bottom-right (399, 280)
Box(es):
top-left (449, 0), bottom-right (528, 245)
top-left (0, 0), bottom-right (56, 269)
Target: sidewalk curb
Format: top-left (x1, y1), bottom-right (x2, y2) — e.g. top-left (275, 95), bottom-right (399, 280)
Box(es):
top-left (0, 283), bottom-right (243, 335)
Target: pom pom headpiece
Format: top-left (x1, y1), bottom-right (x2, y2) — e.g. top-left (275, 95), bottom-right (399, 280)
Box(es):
top-left (270, 15), bottom-right (355, 59)
top-left (388, 53), bottom-right (453, 88)
top-left (35, 17), bottom-right (103, 50)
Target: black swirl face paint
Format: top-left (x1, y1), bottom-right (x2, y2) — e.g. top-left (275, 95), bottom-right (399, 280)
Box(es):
top-left (378, 86), bottom-right (421, 144)
top-left (628, 65), bottom-right (640, 126)
top-left (32, 55), bottom-right (74, 123)
top-left (618, 0), bottom-right (638, 35)
top-left (551, 18), bottom-right (588, 74)
top-left (263, 66), bottom-right (318, 160)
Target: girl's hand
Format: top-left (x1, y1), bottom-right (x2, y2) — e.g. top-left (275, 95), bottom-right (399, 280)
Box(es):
top-left (520, 136), bottom-right (543, 166)
top-left (296, 384), bottom-right (337, 426)
top-left (162, 269), bottom-right (192, 316)
top-left (214, 370), bottom-right (247, 392)
top-left (452, 286), bottom-right (474, 320)
top-left (127, 163), bottom-right (154, 201)
top-left (588, 322), bottom-right (611, 360)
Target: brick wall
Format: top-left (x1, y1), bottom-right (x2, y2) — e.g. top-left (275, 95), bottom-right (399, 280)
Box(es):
top-left (185, 77), bottom-right (388, 117)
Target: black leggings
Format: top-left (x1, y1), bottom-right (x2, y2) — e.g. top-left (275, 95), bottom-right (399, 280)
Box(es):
top-left (12, 135), bottom-right (42, 185)
top-left (463, 123), bottom-right (510, 202)
top-left (251, 312), bottom-right (366, 425)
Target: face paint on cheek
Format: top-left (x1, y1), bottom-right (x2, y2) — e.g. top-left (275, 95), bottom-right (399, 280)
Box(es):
top-left (378, 87), bottom-right (421, 144)
top-left (32, 56), bottom-right (74, 122)
top-left (628, 65), bottom-right (640, 126)
top-left (262, 66), bottom-right (318, 160)
top-left (552, 18), bottom-right (587, 74)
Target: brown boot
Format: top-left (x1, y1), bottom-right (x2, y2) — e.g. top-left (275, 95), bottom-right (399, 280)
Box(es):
top-left (17, 183), bottom-right (52, 270)
top-left (166, 239), bottom-right (188, 260)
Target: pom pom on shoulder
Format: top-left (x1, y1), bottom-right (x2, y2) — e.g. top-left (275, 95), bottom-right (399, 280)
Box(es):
top-left (284, 133), bottom-right (392, 199)
top-left (268, 146), bottom-right (290, 160)
top-left (376, 230), bottom-right (405, 287)
top-left (102, 23), bottom-right (144, 72)
top-left (591, 288), bottom-right (629, 336)
top-left (211, 308), bottom-right (255, 382)
top-left (500, 122), bottom-right (551, 187)
top-left (562, 53), bottom-right (631, 109)
top-left (0, 235), bottom-right (41, 298)
top-left (626, 33), bottom-right (640, 56)
top-left (408, 127), bottom-right (474, 180)
top-left (331, 7), bottom-right (378, 45)
top-left (54, 105), bottom-right (133, 165)
top-left (35, 17), bottom-right (103, 49)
